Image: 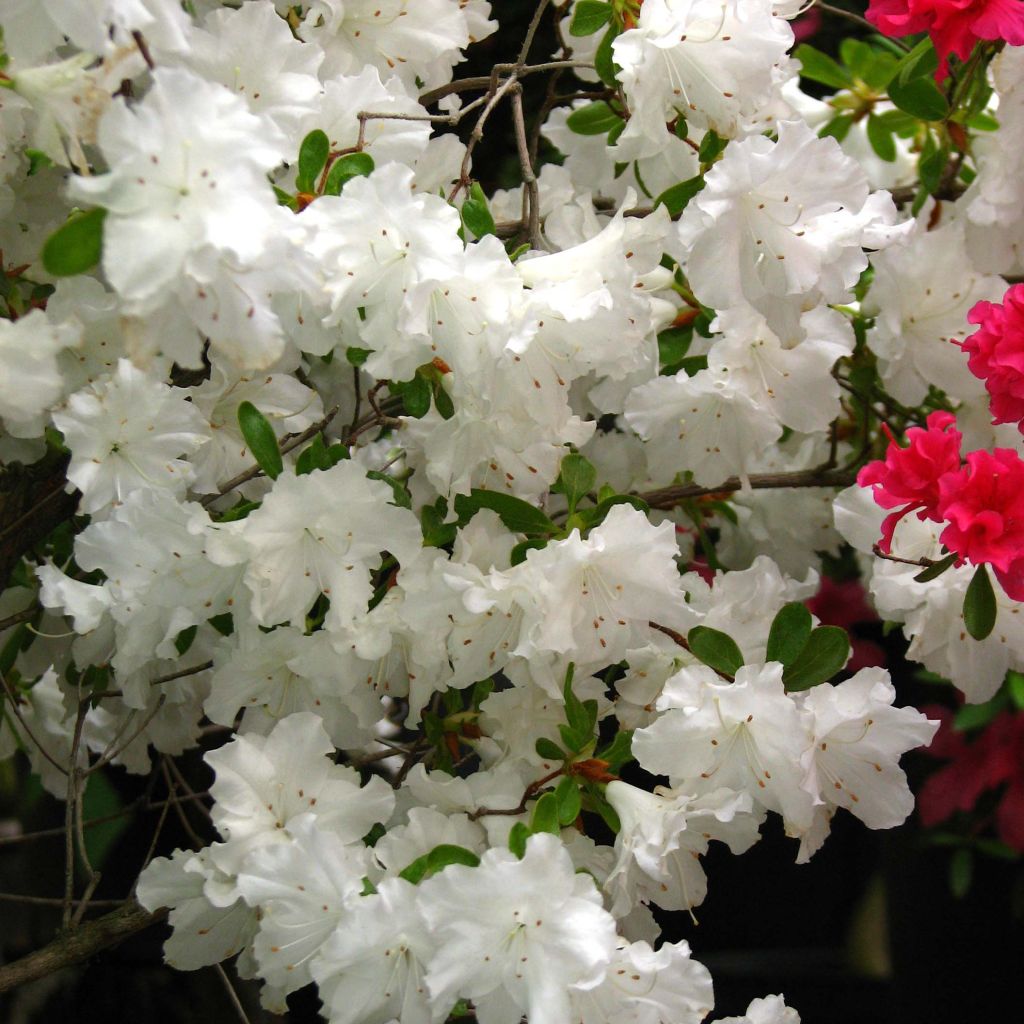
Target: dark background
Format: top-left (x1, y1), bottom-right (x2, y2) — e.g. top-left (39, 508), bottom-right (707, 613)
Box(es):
top-left (2, 3), bottom-right (1023, 1022)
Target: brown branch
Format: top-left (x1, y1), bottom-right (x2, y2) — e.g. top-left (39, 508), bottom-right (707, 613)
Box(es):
top-left (0, 900), bottom-right (167, 994)
top-left (0, 604), bottom-right (38, 633)
top-left (469, 767), bottom-right (563, 821)
top-left (637, 467), bottom-right (858, 511)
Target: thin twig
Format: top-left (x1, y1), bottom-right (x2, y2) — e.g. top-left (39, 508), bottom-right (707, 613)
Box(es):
top-left (150, 661), bottom-right (214, 687)
top-left (63, 700), bottom-right (91, 930)
top-left (0, 605), bottom-right (38, 633)
top-left (0, 893), bottom-right (125, 909)
top-left (469, 767), bottom-right (563, 821)
top-left (86, 694), bottom-right (167, 775)
top-left (214, 963), bottom-right (253, 1024)
top-left (0, 670), bottom-right (68, 777)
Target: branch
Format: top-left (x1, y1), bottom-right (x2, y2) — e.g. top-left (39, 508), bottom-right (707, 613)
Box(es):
top-left (0, 900), bottom-right (166, 995)
top-left (637, 466), bottom-right (858, 511)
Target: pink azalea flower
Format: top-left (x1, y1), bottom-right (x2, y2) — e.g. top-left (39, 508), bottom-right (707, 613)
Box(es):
top-left (866, 0), bottom-right (1024, 78)
top-left (937, 447), bottom-right (1024, 598)
top-left (958, 283), bottom-right (1024, 433)
top-left (919, 705), bottom-right (1024, 852)
top-left (857, 410), bottom-right (963, 552)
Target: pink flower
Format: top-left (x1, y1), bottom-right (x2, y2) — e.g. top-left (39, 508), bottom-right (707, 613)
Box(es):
top-left (958, 283), bottom-right (1024, 434)
top-left (866, 0), bottom-right (1024, 78)
top-left (919, 705), bottom-right (1024, 852)
top-left (857, 410), bottom-right (963, 552)
top-left (938, 447), bottom-right (1024, 598)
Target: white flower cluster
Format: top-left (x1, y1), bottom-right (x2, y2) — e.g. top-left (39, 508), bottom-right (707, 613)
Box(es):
top-left (3, 0), bottom-right (1024, 1020)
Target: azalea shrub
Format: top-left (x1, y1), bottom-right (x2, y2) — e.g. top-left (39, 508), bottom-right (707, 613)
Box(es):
top-left (1, 1), bottom-right (1024, 1022)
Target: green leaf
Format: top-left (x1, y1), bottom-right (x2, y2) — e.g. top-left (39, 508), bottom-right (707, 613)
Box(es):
top-left (765, 602), bottom-right (813, 667)
top-left (566, 100), bottom-right (621, 136)
top-left (782, 625), bottom-right (851, 691)
top-left (914, 552), bottom-right (958, 582)
top-left (530, 792), bottom-right (561, 835)
top-left (25, 148), bottom-right (53, 175)
top-left (794, 44), bottom-right (853, 90)
top-left (562, 663), bottom-right (589, 734)
top-left (918, 136), bottom-right (949, 194)
top-left (174, 624), bottom-right (198, 656)
top-left (1008, 671), bottom-right (1024, 710)
top-left (41, 207), bottom-right (106, 277)
top-left (535, 737), bottom-right (565, 762)
top-left (399, 844), bottom-right (481, 884)
top-left (658, 326), bottom-right (692, 369)
top-left (346, 346), bottom-right (372, 366)
top-left (818, 113), bottom-right (855, 143)
top-left (237, 401), bottom-right (283, 481)
top-left (396, 374), bottom-right (432, 418)
top-left (559, 722), bottom-right (590, 754)
top-left (367, 470), bottom-right (412, 509)
top-left (421, 502), bottom-right (457, 548)
top-left (964, 564), bottom-right (997, 641)
top-left (890, 35), bottom-right (939, 86)
top-left (954, 690), bottom-right (1007, 732)
top-left (654, 175), bottom-right (705, 216)
top-left (889, 74), bottom-right (949, 122)
top-left (555, 453), bottom-right (596, 515)
top-left (508, 821), bottom-right (530, 858)
top-left (81, 772), bottom-right (129, 869)
top-left (510, 538), bottom-right (548, 566)
top-left (569, 0), bottom-right (612, 36)
top-left (453, 490), bottom-right (558, 537)
top-left (296, 128), bottom-right (330, 193)
top-left (295, 434), bottom-right (346, 475)
top-left (461, 181), bottom-right (496, 239)
top-left (596, 729), bottom-right (633, 773)
top-left (866, 114), bottom-right (897, 162)
top-left (949, 847), bottom-right (973, 899)
top-left (323, 152), bottom-right (374, 195)
top-left (593, 23), bottom-right (621, 88)
top-left (698, 130), bottom-right (727, 165)
top-left (554, 775), bottom-right (582, 826)
top-left (687, 626), bottom-right (744, 677)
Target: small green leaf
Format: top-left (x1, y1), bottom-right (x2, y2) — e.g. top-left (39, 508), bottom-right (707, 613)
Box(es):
top-left (324, 152), bottom-right (375, 195)
top-left (687, 626), bottom-right (744, 677)
top-left (396, 374), bottom-right (432, 418)
top-left (765, 602), bottom-right (813, 668)
top-left (964, 564), bottom-right (997, 641)
top-left (296, 128), bottom-right (330, 193)
top-left (794, 44), bottom-right (854, 90)
top-left (399, 844), bottom-right (480, 884)
top-left (914, 552), bottom-right (958, 583)
top-left (654, 175), bottom-right (705, 216)
top-left (174, 624), bottom-right (198, 656)
top-left (346, 346), bottom-right (372, 366)
top-left (818, 113), bottom-right (855, 143)
top-left (949, 847), bottom-right (973, 899)
top-left (454, 490), bottom-right (558, 537)
top-left (782, 625), bottom-right (851, 691)
top-left (41, 207), bottom-right (106, 277)
top-left (421, 502), bottom-right (457, 548)
top-left (511, 538), bottom-right (548, 566)
top-left (555, 453), bottom-right (596, 515)
top-left (918, 137), bottom-right (949, 194)
top-left (25, 148), bottom-right (53, 175)
top-left (954, 690), bottom-right (1007, 732)
top-left (698, 130), bottom-right (727, 165)
top-left (890, 35), bottom-right (939, 86)
top-left (566, 100), bottom-right (622, 136)
top-left (237, 401), bottom-right (283, 481)
top-left (296, 434), bottom-right (347, 475)
top-left (658, 326), bottom-right (692, 369)
top-left (866, 114), bottom-right (897, 162)
top-left (530, 792), bottom-right (561, 835)
top-left (889, 74), bottom-right (949, 122)
top-left (569, 0), bottom-right (612, 36)
top-left (597, 729), bottom-right (633, 773)
top-left (559, 723), bottom-right (589, 754)
top-left (554, 775), bottom-right (581, 826)
top-left (461, 181), bottom-right (496, 239)
top-left (1008, 671), bottom-right (1024, 710)
top-left (535, 737), bottom-right (565, 762)
top-left (508, 821), bottom-right (530, 858)
top-left (593, 23), bottom-right (621, 88)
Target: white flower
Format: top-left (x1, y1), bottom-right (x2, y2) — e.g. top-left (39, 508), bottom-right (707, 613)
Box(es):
top-left (715, 994), bottom-right (801, 1024)
top-left (52, 359), bottom-right (210, 514)
top-left (863, 217), bottom-right (1004, 405)
top-left (237, 814), bottom-right (374, 995)
top-left (419, 832), bottom-right (618, 1024)
top-left (213, 460), bottom-right (422, 631)
top-left (312, 876), bottom-right (438, 1024)
top-left (205, 711), bottom-right (395, 876)
top-left (570, 939), bottom-right (715, 1024)
top-left (605, 782), bottom-right (761, 913)
top-left (634, 663), bottom-right (817, 836)
top-left (677, 120), bottom-right (907, 340)
top-left (0, 309), bottom-right (76, 437)
top-left (613, 0), bottom-right (794, 150)
top-left (795, 668), bottom-right (937, 859)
